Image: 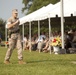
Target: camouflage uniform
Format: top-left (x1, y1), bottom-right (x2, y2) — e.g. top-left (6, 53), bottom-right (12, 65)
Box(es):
top-left (5, 17), bottom-right (23, 61)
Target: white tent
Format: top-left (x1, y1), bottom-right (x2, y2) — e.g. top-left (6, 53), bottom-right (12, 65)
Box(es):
top-left (34, 2), bottom-right (60, 20)
top-left (64, 0), bottom-right (76, 16)
top-left (32, 0), bottom-right (76, 20)
top-left (34, 4), bottom-right (54, 21)
top-left (19, 6), bottom-right (46, 25)
top-left (20, 0), bottom-right (76, 24)
top-left (19, 4), bottom-right (54, 24)
top-left (49, 0), bottom-right (76, 17)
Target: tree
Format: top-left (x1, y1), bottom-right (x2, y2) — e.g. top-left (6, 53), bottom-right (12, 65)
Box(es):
top-left (0, 18), bottom-right (6, 40)
top-left (22, 0), bottom-right (60, 14)
top-left (22, 0), bottom-right (33, 14)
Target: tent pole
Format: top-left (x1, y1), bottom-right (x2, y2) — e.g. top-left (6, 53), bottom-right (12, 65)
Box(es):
top-left (38, 20), bottom-right (40, 38)
top-left (61, 0), bottom-right (65, 49)
top-left (22, 23), bottom-right (25, 51)
top-left (29, 22), bottom-right (31, 52)
top-left (38, 20), bottom-right (41, 53)
top-left (48, 17), bottom-right (52, 54)
top-left (5, 26), bottom-right (7, 48)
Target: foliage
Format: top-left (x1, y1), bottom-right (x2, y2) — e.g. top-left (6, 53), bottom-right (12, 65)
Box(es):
top-left (22, 0), bottom-right (60, 14)
top-left (0, 18), bottom-right (6, 40)
top-left (0, 47), bottom-right (76, 75)
top-left (64, 25), bottom-right (76, 31)
top-left (22, 0), bottom-right (33, 14)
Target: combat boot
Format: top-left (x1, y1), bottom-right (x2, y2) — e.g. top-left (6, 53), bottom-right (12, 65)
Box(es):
top-left (4, 60), bottom-right (10, 64)
top-left (18, 60), bottom-right (26, 64)
top-left (71, 61), bottom-right (76, 64)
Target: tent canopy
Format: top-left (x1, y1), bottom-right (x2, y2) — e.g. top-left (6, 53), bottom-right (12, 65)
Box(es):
top-left (49, 0), bottom-right (76, 17)
top-left (19, 6), bottom-right (46, 25)
top-left (19, 0), bottom-right (76, 25)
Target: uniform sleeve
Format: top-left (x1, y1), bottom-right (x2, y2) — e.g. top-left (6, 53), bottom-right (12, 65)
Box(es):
top-left (6, 18), bottom-right (12, 28)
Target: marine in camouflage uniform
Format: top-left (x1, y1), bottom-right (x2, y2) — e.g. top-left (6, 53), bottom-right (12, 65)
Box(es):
top-left (4, 9), bottom-right (26, 64)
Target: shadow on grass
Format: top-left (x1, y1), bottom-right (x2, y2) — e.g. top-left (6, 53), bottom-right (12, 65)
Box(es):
top-left (27, 59), bottom-right (76, 63)
top-left (27, 60), bottom-right (52, 63)
top-left (27, 59), bottom-right (75, 64)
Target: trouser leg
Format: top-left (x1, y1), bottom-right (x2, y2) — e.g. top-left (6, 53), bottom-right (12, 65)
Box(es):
top-left (16, 37), bottom-right (23, 60)
top-left (5, 38), bottom-right (16, 61)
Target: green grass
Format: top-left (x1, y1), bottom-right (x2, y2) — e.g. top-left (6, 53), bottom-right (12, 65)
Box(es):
top-left (0, 47), bottom-right (76, 75)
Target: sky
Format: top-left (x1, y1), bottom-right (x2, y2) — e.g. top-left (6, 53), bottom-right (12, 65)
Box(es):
top-left (0, 0), bottom-right (25, 20)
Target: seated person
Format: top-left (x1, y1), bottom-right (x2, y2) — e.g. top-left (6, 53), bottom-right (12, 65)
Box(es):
top-left (43, 38), bottom-right (49, 52)
top-left (23, 36), bottom-right (28, 50)
top-left (71, 30), bottom-right (76, 48)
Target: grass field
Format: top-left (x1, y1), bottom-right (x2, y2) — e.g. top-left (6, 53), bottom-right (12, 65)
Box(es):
top-left (0, 47), bottom-right (76, 75)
